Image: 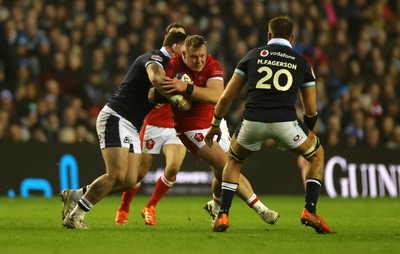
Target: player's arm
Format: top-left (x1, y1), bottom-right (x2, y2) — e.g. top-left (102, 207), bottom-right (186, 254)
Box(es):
top-left (146, 63), bottom-right (190, 110)
top-left (162, 78), bottom-right (224, 104)
top-left (148, 87), bottom-right (168, 103)
top-left (189, 78), bottom-right (224, 104)
top-left (146, 62), bottom-right (166, 89)
top-left (205, 73), bottom-right (245, 147)
top-left (299, 85), bottom-right (318, 131)
top-left (213, 73), bottom-right (245, 119)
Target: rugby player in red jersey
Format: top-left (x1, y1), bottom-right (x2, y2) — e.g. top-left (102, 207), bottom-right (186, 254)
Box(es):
top-left (158, 35), bottom-right (279, 227)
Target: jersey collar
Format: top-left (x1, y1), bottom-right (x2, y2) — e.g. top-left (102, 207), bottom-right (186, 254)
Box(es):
top-left (160, 47), bottom-right (171, 58)
top-left (267, 38), bottom-right (292, 48)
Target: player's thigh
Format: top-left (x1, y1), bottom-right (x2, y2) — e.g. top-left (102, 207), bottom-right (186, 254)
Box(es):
top-left (271, 120), bottom-right (309, 151)
top-left (178, 120), bottom-right (230, 153)
top-left (162, 144), bottom-right (186, 169)
top-left (196, 141), bottom-right (227, 172)
top-left (234, 119), bottom-right (267, 154)
top-left (136, 153), bottom-right (154, 182)
top-left (162, 127), bottom-right (186, 168)
top-left (125, 152), bottom-right (143, 185)
top-left (229, 134), bottom-right (253, 161)
top-left (141, 125), bottom-right (176, 154)
top-left (101, 147), bottom-right (130, 181)
top-left (291, 131), bottom-right (324, 161)
top-left (97, 105), bottom-right (140, 153)
top-left (270, 120), bottom-right (319, 157)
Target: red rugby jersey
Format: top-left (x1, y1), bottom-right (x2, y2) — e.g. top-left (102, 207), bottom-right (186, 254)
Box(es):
top-left (165, 54), bottom-right (224, 132)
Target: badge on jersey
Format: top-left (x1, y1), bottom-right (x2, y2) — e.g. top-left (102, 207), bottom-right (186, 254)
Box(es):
top-left (175, 72), bottom-right (192, 82)
top-left (145, 139), bottom-right (155, 149)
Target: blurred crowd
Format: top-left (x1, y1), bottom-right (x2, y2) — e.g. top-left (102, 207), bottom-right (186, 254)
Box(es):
top-left (0, 0), bottom-right (399, 148)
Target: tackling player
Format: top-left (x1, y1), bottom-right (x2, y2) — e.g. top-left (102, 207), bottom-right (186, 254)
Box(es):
top-left (114, 23), bottom-right (188, 226)
top-left (205, 16), bottom-right (332, 234)
top-left (61, 31), bottom-right (189, 229)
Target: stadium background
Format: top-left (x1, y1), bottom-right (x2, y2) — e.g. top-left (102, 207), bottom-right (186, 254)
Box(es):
top-left (0, 0), bottom-right (399, 198)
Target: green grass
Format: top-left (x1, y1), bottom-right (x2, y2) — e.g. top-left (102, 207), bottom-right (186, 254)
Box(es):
top-left (1, 195), bottom-right (399, 254)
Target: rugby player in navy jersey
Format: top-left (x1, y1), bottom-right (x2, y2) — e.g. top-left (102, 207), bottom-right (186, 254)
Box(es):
top-left (61, 31), bottom-right (188, 229)
top-left (114, 23), bottom-right (188, 226)
top-left (205, 16), bottom-right (332, 234)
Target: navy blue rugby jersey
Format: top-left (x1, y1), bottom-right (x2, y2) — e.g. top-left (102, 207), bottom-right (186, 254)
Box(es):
top-left (235, 38), bottom-right (315, 123)
top-left (107, 48), bottom-right (170, 130)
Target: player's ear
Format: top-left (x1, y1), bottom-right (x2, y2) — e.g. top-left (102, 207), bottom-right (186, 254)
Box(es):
top-left (289, 33), bottom-right (294, 43)
top-left (267, 32), bottom-right (272, 41)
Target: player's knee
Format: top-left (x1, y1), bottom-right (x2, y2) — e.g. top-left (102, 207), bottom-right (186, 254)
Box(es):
top-left (112, 173), bottom-right (126, 186)
top-left (109, 168), bottom-right (133, 187)
top-left (164, 166), bottom-right (180, 179)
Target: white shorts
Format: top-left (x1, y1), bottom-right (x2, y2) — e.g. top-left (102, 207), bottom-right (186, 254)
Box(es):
top-left (96, 105), bottom-right (141, 153)
top-left (140, 124), bottom-right (183, 154)
top-left (178, 119), bottom-right (231, 153)
top-left (235, 119), bottom-right (308, 152)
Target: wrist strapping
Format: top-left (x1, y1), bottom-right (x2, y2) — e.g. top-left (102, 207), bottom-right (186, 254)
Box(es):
top-left (186, 84), bottom-right (194, 95)
top-left (211, 114), bottom-right (222, 127)
top-left (303, 113), bottom-right (318, 131)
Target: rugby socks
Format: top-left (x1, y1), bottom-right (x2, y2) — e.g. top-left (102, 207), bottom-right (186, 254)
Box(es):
top-left (145, 174), bottom-right (175, 208)
top-left (117, 182), bottom-right (141, 212)
top-left (70, 197), bottom-right (93, 219)
top-left (72, 185), bottom-right (90, 202)
top-left (246, 194), bottom-right (267, 213)
top-left (304, 178), bottom-right (322, 214)
top-left (218, 181), bottom-right (238, 216)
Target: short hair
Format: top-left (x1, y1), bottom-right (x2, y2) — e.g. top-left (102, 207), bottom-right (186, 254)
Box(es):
top-left (162, 31), bottom-right (188, 47)
top-left (165, 22), bottom-right (185, 34)
top-left (184, 35), bottom-right (207, 50)
top-left (268, 16), bottom-right (293, 40)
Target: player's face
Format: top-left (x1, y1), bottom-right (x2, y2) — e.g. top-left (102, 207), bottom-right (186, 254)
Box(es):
top-left (183, 45), bottom-right (207, 72)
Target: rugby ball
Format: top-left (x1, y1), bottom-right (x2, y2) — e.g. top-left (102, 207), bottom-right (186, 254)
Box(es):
top-left (175, 73), bottom-right (192, 83)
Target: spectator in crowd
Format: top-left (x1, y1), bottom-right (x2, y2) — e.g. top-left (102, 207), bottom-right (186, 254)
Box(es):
top-left (0, 0), bottom-right (398, 148)
top-left (386, 125), bottom-right (400, 149)
top-left (365, 127), bottom-right (381, 148)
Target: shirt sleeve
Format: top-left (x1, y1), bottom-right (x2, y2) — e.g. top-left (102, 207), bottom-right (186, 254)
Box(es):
top-left (302, 63), bottom-right (316, 88)
top-left (234, 50), bottom-right (253, 78)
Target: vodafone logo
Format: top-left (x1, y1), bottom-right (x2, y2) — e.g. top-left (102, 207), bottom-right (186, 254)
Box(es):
top-left (194, 133), bottom-right (204, 142)
top-left (260, 50), bottom-right (269, 57)
top-left (146, 139), bottom-right (155, 149)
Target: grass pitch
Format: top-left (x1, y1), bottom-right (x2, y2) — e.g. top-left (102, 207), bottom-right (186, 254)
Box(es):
top-left (0, 195), bottom-right (399, 254)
